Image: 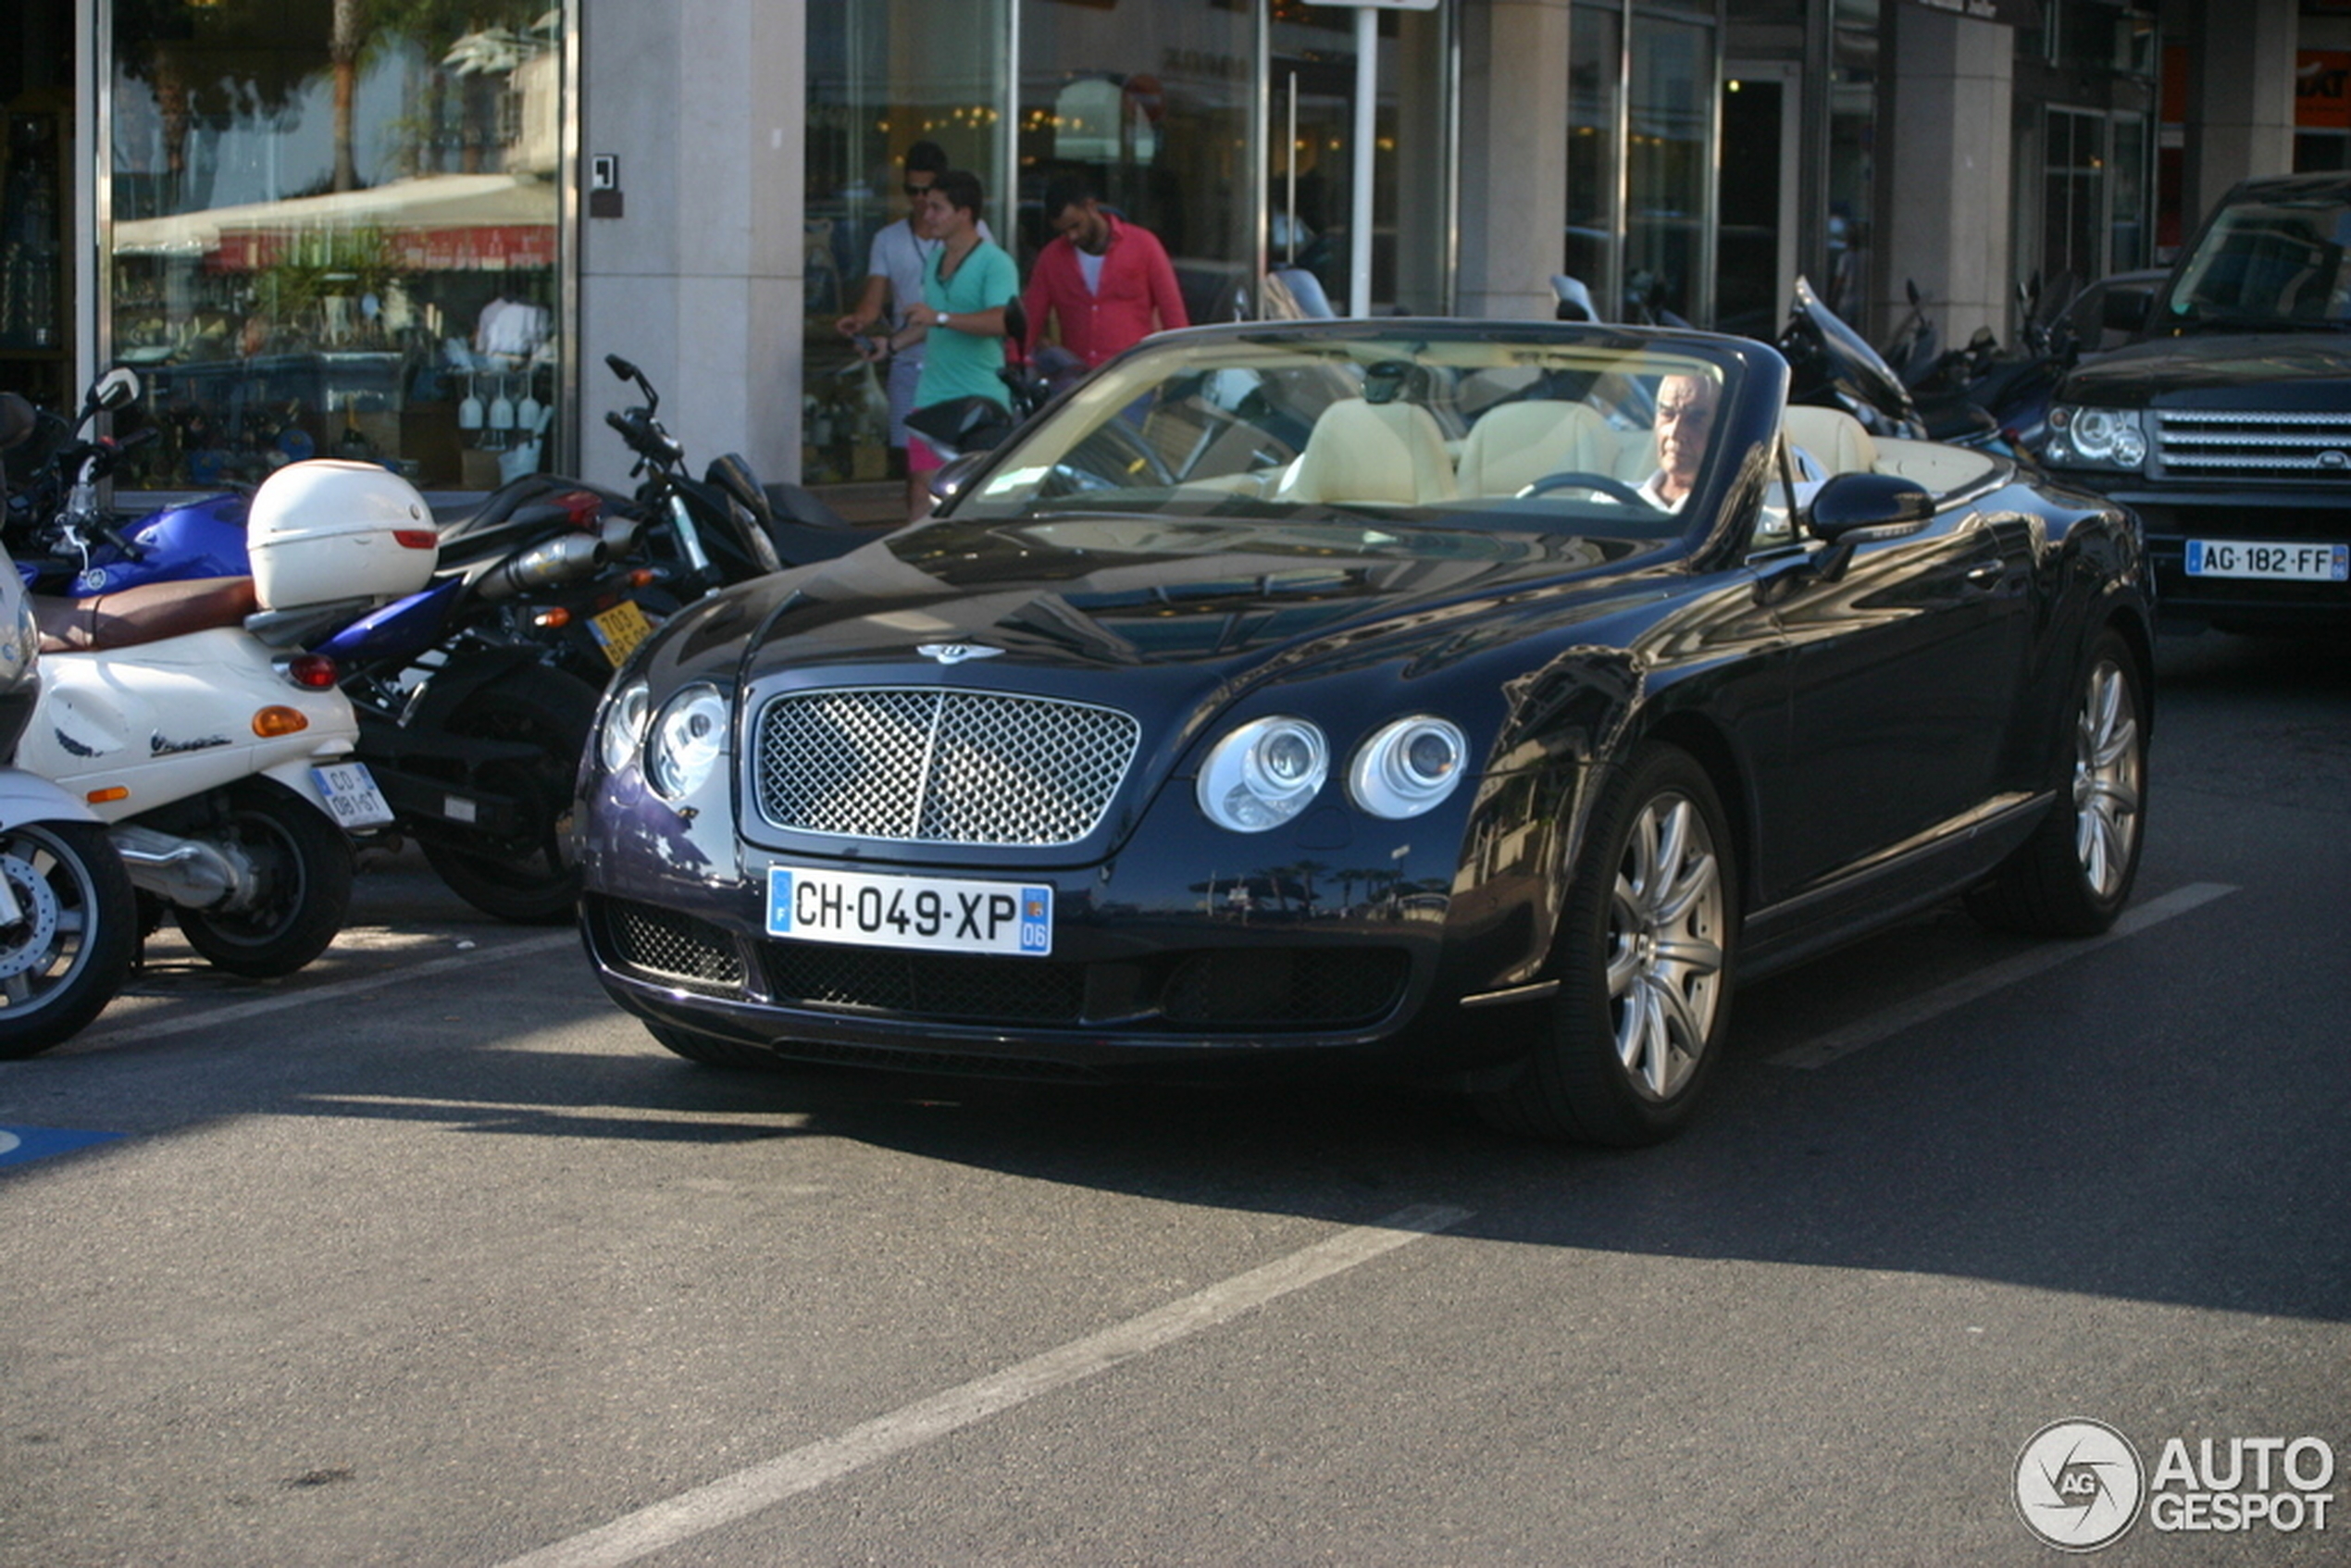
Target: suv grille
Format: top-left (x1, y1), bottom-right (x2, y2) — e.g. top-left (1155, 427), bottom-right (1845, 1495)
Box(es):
top-left (753, 687), bottom-right (1140, 846)
top-left (2156, 409), bottom-right (2351, 479)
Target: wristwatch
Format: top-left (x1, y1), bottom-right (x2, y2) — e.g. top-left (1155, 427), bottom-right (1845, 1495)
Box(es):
top-left (936, 308), bottom-right (952, 330)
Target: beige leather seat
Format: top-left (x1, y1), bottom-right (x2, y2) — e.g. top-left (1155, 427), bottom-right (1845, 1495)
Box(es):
top-left (1454, 401), bottom-right (1620, 496)
top-left (1276, 398), bottom-right (1458, 505)
top-left (1780, 405), bottom-right (1881, 478)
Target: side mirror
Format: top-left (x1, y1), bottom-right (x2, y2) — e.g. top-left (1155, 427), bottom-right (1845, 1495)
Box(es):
top-left (2102, 289), bottom-right (2150, 334)
top-left (1804, 472), bottom-right (1935, 580)
top-left (927, 451), bottom-right (991, 512)
top-left (605, 353), bottom-right (640, 381)
top-left (86, 367), bottom-right (141, 416)
top-left (1807, 471), bottom-right (1934, 541)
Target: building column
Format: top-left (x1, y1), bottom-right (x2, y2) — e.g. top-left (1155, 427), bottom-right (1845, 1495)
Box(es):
top-left (579, 0), bottom-right (806, 491)
top-left (1456, 0), bottom-right (1574, 321)
top-left (2184, 0), bottom-right (2297, 225)
top-left (1879, 7), bottom-right (2012, 344)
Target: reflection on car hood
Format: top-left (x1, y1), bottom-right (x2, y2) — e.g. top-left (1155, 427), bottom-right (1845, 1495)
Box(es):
top-left (734, 511), bottom-right (1674, 681)
top-left (2060, 332), bottom-right (2351, 407)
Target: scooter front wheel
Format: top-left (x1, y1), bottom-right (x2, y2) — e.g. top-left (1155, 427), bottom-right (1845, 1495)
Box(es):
top-left (0, 817), bottom-right (138, 1059)
top-left (174, 780), bottom-right (355, 978)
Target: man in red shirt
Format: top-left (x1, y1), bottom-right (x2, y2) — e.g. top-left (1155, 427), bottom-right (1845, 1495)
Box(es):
top-left (1018, 175), bottom-right (1189, 369)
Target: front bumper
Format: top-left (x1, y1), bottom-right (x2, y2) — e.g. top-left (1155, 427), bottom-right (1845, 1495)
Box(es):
top-left (2052, 477), bottom-right (2351, 628)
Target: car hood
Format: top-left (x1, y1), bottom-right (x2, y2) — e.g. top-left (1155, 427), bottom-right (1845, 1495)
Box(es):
top-left (2059, 331), bottom-right (2351, 409)
top-left (720, 511), bottom-right (1678, 689)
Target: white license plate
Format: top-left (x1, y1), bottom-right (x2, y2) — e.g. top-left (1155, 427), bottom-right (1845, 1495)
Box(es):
top-left (2184, 539), bottom-right (2350, 581)
top-left (312, 761), bottom-right (395, 828)
top-left (766, 866), bottom-right (1052, 956)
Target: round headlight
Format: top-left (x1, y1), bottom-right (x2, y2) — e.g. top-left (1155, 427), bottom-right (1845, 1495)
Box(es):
top-left (597, 679), bottom-right (652, 775)
top-left (1196, 716), bottom-right (1328, 832)
top-left (645, 685), bottom-right (730, 799)
top-left (1348, 716), bottom-right (1469, 819)
top-left (2055, 406), bottom-right (2146, 467)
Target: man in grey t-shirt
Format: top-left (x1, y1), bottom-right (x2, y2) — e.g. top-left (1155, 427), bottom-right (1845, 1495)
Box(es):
top-left (835, 142), bottom-right (991, 515)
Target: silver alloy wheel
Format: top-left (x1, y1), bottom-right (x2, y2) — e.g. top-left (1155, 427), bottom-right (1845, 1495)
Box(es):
top-left (2073, 657), bottom-right (2143, 901)
top-left (1606, 791), bottom-right (1726, 1101)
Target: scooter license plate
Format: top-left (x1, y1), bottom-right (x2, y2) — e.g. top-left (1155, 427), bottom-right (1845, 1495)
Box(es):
top-left (312, 761), bottom-right (396, 829)
top-left (590, 599), bottom-right (656, 666)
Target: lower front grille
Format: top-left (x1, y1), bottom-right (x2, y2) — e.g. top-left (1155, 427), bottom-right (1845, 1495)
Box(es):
top-left (761, 943), bottom-right (1090, 1024)
top-left (756, 940), bottom-right (1412, 1032)
top-left (604, 901), bottom-right (747, 993)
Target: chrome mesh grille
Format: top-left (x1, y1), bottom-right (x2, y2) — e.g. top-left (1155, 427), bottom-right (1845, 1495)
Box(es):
top-left (2156, 409), bottom-right (2351, 479)
top-left (753, 687), bottom-right (1140, 846)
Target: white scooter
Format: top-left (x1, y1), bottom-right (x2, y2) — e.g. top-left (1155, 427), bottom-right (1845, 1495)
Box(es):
top-left (15, 576), bottom-right (393, 979)
top-left (0, 395), bottom-right (137, 1056)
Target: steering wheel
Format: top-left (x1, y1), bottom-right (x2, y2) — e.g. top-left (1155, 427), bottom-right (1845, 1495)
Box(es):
top-left (1516, 470), bottom-right (1649, 505)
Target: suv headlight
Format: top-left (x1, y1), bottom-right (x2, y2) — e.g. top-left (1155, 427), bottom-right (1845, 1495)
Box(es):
top-left (1348, 716), bottom-right (1469, 819)
top-left (1196, 716), bottom-right (1328, 832)
top-left (645, 684), bottom-right (729, 799)
top-left (2046, 405), bottom-right (2148, 470)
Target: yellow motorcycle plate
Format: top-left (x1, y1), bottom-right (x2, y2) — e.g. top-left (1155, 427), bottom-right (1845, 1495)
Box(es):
top-left (589, 599), bottom-right (655, 666)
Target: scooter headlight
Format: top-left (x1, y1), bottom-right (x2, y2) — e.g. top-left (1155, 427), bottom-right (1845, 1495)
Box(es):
top-left (1196, 716), bottom-right (1328, 832)
top-left (645, 684), bottom-right (729, 799)
top-left (598, 678), bottom-right (653, 775)
top-left (2046, 405), bottom-right (2147, 470)
top-left (1348, 716), bottom-right (1469, 819)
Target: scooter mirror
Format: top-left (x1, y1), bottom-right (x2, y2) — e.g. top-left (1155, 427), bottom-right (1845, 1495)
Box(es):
top-left (87, 367), bottom-right (141, 416)
top-left (606, 353), bottom-right (640, 381)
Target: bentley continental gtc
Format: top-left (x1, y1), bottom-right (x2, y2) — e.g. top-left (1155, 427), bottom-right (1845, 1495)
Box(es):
top-left (576, 321), bottom-right (2154, 1145)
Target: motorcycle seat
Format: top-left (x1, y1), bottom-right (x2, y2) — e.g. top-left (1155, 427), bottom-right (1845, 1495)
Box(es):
top-left (33, 575), bottom-right (261, 654)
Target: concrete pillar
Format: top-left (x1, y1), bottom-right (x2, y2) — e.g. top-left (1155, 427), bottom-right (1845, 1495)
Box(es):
top-left (1880, 8), bottom-right (2012, 346)
top-left (2184, 0), bottom-right (2297, 225)
top-left (580, 0), bottom-right (806, 490)
top-left (1456, 0), bottom-right (1574, 321)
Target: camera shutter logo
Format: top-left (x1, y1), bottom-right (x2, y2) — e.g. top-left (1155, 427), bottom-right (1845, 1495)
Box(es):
top-left (2016, 1419), bottom-right (2146, 1551)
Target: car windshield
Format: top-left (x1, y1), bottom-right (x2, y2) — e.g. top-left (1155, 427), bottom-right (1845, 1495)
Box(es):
top-left (2163, 191), bottom-right (2351, 330)
top-left (955, 328), bottom-right (1735, 538)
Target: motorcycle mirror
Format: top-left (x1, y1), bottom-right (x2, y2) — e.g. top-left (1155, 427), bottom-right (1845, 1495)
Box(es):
top-left (606, 353), bottom-right (639, 381)
top-left (85, 367), bottom-right (141, 417)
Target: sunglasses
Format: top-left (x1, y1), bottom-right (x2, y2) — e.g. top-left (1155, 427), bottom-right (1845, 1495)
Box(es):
top-left (903, 182), bottom-right (934, 198)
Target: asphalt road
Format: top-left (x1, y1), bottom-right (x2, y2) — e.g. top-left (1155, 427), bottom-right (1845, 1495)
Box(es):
top-left (2, 629), bottom-right (2345, 1567)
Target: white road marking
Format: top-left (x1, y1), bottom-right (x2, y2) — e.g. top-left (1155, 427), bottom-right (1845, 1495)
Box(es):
top-left (91, 931), bottom-right (578, 1045)
top-left (1768, 882), bottom-right (2237, 1069)
top-left (494, 1203), bottom-right (1474, 1568)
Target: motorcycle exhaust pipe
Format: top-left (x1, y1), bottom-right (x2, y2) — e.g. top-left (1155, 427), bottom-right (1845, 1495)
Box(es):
top-left (477, 534), bottom-right (609, 601)
top-left (110, 824), bottom-right (252, 910)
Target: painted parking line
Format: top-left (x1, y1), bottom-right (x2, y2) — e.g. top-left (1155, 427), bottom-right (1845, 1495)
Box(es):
top-left (495, 1203), bottom-right (1474, 1568)
top-left (1768, 881), bottom-right (2238, 1070)
top-left (88, 930), bottom-right (578, 1047)
top-left (0, 1126), bottom-right (124, 1168)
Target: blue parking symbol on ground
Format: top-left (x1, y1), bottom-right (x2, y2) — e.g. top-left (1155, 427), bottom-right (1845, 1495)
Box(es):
top-left (0, 1126), bottom-right (123, 1168)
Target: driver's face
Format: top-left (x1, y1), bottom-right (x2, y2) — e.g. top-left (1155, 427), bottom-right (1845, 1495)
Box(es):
top-left (1655, 375), bottom-right (1718, 485)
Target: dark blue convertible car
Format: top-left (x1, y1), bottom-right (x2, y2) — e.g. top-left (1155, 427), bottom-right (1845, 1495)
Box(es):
top-left (573, 320), bottom-right (2153, 1144)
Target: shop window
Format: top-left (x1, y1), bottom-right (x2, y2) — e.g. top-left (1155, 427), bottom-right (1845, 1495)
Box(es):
top-left (106, 1), bottom-right (567, 492)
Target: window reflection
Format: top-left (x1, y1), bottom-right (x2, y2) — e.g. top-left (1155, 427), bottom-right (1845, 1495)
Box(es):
top-left (108, 1), bottom-right (565, 491)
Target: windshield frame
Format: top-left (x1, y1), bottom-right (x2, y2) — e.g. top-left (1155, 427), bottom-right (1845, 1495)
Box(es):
top-left (941, 320), bottom-right (1787, 555)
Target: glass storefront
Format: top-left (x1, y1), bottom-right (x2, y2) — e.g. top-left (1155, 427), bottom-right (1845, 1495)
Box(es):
top-left (802, 0), bottom-right (1452, 491)
top-left (104, 0), bottom-right (570, 492)
top-left (1568, 2), bottom-right (1720, 329)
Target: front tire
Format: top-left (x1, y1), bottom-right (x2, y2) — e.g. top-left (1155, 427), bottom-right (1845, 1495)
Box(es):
top-left (1966, 629), bottom-right (2146, 938)
top-left (0, 818), bottom-right (138, 1058)
top-left (1474, 742), bottom-right (1737, 1146)
top-left (173, 780), bottom-right (355, 978)
top-left (418, 664), bottom-right (600, 925)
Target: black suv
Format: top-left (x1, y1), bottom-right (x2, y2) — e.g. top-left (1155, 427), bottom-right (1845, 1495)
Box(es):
top-left (2043, 173), bottom-right (2351, 632)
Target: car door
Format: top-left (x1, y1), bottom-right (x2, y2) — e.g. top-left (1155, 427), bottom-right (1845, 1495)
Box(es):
top-left (1748, 504), bottom-right (2037, 901)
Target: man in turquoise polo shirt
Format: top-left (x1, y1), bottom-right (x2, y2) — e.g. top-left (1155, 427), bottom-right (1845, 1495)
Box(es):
top-left (875, 168), bottom-right (1017, 519)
